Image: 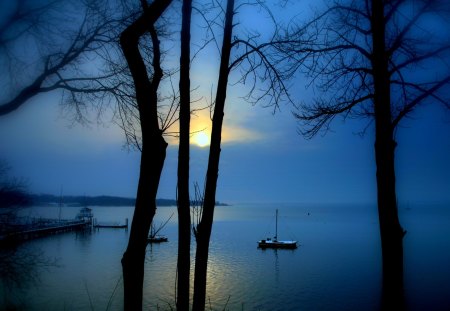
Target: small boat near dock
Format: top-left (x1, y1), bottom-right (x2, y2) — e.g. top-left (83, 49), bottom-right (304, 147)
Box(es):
top-left (147, 235), bottom-right (168, 243)
top-left (147, 213), bottom-right (173, 244)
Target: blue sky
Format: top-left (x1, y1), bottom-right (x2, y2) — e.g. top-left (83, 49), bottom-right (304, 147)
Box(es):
top-left (0, 0), bottom-right (449, 205)
top-left (1, 86), bottom-right (449, 204)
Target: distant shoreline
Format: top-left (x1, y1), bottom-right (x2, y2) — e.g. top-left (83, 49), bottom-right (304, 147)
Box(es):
top-left (29, 194), bottom-right (229, 207)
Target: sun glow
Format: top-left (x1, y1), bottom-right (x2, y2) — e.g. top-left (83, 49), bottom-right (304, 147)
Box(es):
top-left (193, 131), bottom-right (210, 147)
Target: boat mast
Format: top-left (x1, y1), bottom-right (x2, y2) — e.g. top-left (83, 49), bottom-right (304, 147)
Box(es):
top-left (58, 186), bottom-right (63, 221)
top-left (275, 209), bottom-right (278, 241)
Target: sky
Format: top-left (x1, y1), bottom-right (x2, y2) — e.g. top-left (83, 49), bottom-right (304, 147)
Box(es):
top-left (0, 0), bottom-right (449, 205)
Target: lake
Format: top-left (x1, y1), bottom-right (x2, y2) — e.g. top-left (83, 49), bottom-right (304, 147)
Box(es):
top-left (1, 202), bottom-right (449, 310)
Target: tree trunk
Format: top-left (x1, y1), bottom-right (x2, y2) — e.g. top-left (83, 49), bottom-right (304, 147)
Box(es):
top-left (122, 138), bottom-right (167, 310)
top-left (374, 138), bottom-right (405, 311)
top-left (119, 1), bottom-right (172, 310)
top-left (371, 0), bottom-right (405, 309)
top-left (192, 1), bottom-right (234, 310)
top-left (176, 0), bottom-right (192, 309)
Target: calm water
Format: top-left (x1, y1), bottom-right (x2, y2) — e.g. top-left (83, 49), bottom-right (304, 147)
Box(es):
top-left (1, 202), bottom-right (450, 310)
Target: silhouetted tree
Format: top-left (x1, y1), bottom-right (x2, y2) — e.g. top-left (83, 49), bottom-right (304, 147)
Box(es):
top-left (0, 161), bottom-right (30, 234)
top-left (276, 0), bottom-right (450, 309)
top-left (191, 1), bottom-right (292, 309)
top-left (191, 2), bottom-right (235, 309)
top-left (0, 1), bottom-right (182, 309)
top-left (0, 1), bottom-right (182, 308)
top-left (0, 0), bottom-right (121, 118)
top-left (0, 161), bottom-right (57, 309)
top-left (118, 1), bottom-right (173, 310)
top-left (176, 0), bottom-right (193, 309)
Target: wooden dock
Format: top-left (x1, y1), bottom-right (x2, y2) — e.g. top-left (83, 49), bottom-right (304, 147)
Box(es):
top-left (0, 220), bottom-right (91, 244)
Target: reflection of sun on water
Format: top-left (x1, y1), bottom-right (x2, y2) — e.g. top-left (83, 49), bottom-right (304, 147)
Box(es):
top-left (193, 131), bottom-right (210, 147)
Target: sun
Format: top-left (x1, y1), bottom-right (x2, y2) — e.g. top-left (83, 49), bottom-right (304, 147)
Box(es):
top-left (193, 131), bottom-right (210, 147)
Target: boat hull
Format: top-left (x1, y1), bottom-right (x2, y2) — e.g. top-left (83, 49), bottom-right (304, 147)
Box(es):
top-left (258, 239), bottom-right (297, 249)
top-left (148, 236), bottom-right (168, 243)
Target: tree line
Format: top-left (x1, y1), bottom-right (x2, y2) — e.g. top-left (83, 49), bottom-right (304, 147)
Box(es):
top-left (1, 0), bottom-right (449, 310)
top-left (28, 194), bottom-right (221, 207)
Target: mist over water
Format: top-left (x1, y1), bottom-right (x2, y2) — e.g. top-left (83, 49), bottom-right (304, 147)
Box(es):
top-left (2, 202), bottom-right (449, 310)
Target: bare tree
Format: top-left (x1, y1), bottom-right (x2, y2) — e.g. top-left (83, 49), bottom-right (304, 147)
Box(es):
top-left (0, 161), bottom-right (30, 235)
top-left (275, 0), bottom-right (450, 309)
top-left (0, 1), bottom-right (182, 309)
top-left (0, 161), bottom-right (57, 309)
top-left (118, 0), bottom-right (174, 310)
top-left (176, 0), bottom-right (193, 309)
top-left (191, 1), bottom-right (292, 310)
top-left (191, 2), bottom-right (235, 309)
top-left (0, 0), bottom-right (123, 119)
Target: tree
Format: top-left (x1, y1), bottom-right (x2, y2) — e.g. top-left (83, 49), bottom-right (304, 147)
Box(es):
top-left (0, 161), bottom-right (57, 309)
top-left (191, 1), bottom-right (235, 310)
top-left (0, 1), bottom-right (182, 308)
top-left (0, 0), bottom-right (121, 118)
top-left (0, 161), bottom-right (30, 234)
top-left (191, 1), bottom-right (291, 309)
top-left (118, 0), bottom-right (174, 310)
top-left (276, 0), bottom-right (450, 309)
top-left (176, 0), bottom-right (193, 309)
top-left (0, 1), bottom-right (181, 309)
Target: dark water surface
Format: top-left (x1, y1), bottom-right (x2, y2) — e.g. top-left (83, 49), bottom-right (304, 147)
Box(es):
top-left (1, 203), bottom-right (449, 310)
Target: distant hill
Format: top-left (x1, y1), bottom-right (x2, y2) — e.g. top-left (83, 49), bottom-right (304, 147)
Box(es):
top-left (30, 194), bottom-right (228, 207)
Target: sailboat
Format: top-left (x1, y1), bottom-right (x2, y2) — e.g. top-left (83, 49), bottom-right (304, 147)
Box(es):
top-left (258, 209), bottom-right (298, 249)
top-left (147, 223), bottom-right (168, 243)
top-left (147, 213), bottom-right (173, 244)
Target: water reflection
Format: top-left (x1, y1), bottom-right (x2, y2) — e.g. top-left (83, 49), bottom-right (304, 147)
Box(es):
top-left (0, 242), bottom-right (59, 309)
top-left (257, 247), bottom-right (298, 285)
top-left (1, 203), bottom-right (449, 310)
